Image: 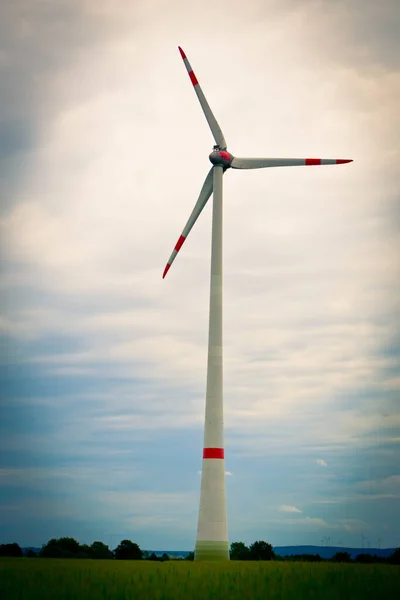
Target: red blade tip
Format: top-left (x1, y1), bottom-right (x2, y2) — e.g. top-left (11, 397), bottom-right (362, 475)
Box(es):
top-left (162, 264), bottom-right (171, 279)
top-left (178, 46), bottom-right (186, 59)
top-left (336, 159), bottom-right (353, 164)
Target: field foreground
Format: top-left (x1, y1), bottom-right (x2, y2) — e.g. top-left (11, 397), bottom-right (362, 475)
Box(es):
top-left (1, 558), bottom-right (399, 600)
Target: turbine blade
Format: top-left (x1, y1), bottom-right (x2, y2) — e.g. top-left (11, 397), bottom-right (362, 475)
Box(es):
top-left (231, 157), bottom-right (353, 169)
top-left (163, 167), bottom-right (214, 278)
top-left (178, 46), bottom-right (227, 150)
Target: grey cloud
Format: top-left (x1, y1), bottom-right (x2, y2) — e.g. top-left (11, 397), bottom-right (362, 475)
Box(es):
top-left (328, 0), bottom-right (400, 69)
top-left (272, 0), bottom-right (400, 70)
top-left (0, 1), bottom-right (134, 212)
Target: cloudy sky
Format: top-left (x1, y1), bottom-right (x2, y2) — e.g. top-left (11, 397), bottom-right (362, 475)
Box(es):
top-left (1, 0), bottom-right (399, 551)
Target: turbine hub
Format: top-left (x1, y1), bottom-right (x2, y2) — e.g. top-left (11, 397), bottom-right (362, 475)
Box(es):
top-left (209, 150), bottom-right (233, 169)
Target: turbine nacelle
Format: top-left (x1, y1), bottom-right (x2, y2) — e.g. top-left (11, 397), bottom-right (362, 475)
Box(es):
top-left (209, 150), bottom-right (233, 169)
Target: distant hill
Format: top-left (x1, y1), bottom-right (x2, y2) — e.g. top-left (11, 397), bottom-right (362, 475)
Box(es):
top-left (147, 546), bottom-right (397, 560)
top-left (273, 545), bottom-right (397, 560)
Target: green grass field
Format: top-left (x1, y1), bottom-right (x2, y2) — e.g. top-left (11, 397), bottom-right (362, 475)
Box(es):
top-left (1, 558), bottom-right (399, 600)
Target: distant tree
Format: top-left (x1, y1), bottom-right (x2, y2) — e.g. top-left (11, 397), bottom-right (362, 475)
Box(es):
top-left (40, 544), bottom-right (65, 558)
top-left (114, 540), bottom-right (142, 560)
top-left (40, 537), bottom-right (81, 558)
top-left (289, 554), bottom-right (323, 562)
top-left (249, 541), bottom-right (275, 561)
top-left (161, 553), bottom-right (170, 562)
top-left (142, 550), bottom-right (149, 560)
top-left (148, 552), bottom-right (160, 561)
top-left (273, 554), bottom-right (285, 561)
top-left (314, 554), bottom-right (323, 562)
top-left (24, 549), bottom-right (38, 558)
top-left (230, 542), bottom-right (250, 560)
top-left (388, 548), bottom-right (400, 565)
top-left (0, 543), bottom-right (23, 557)
top-left (355, 553), bottom-right (375, 564)
top-left (55, 537), bottom-right (81, 553)
top-left (332, 552), bottom-right (351, 563)
top-left (185, 551), bottom-right (194, 561)
top-left (78, 544), bottom-right (93, 559)
top-left (90, 541), bottom-right (114, 559)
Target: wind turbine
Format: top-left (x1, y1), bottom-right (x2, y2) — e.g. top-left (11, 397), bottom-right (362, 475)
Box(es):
top-left (163, 46), bottom-right (352, 561)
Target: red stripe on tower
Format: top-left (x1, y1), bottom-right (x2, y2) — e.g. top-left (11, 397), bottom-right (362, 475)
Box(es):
top-left (189, 71), bottom-right (198, 86)
top-left (175, 235), bottom-right (186, 252)
top-left (178, 46), bottom-right (186, 59)
top-left (336, 159), bottom-right (353, 164)
top-left (305, 158), bottom-right (321, 165)
top-left (203, 448), bottom-right (224, 459)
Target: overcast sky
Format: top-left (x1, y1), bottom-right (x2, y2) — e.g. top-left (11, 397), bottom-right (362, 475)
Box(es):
top-left (1, 0), bottom-right (399, 551)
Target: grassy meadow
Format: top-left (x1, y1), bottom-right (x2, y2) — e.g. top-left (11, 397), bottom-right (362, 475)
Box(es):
top-left (1, 558), bottom-right (399, 600)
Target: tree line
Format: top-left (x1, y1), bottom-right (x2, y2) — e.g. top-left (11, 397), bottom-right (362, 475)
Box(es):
top-left (1, 539), bottom-right (399, 564)
top-left (230, 543), bottom-right (400, 564)
top-left (0, 539), bottom-right (180, 561)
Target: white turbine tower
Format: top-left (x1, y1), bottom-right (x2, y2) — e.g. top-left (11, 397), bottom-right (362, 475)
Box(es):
top-left (163, 47), bottom-right (353, 561)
